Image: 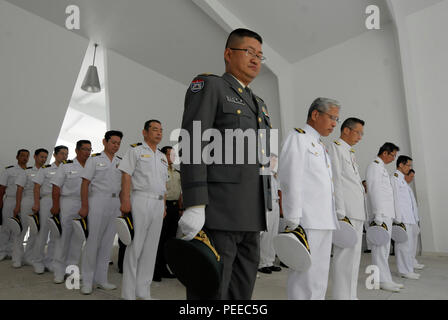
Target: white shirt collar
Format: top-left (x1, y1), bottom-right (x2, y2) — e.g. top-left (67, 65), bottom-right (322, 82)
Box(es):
top-left (304, 124), bottom-right (321, 142)
top-left (230, 74), bottom-right (248, 89)
top-left (339, 138), bottom-right (352, 150)
top-left (375, 157), bottom-right (385, 165)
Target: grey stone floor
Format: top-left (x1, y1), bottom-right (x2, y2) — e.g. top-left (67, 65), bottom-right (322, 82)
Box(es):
top-left (0, 242), bottom-right (446, 300)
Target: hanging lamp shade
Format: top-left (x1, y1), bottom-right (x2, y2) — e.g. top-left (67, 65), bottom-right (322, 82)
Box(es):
top-left (81, 44), bottom-right (101, 93)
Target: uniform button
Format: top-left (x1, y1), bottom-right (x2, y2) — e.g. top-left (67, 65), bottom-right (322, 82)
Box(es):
top-left (238, 88), bottom-right (243, 93)
top-left (260, 133), bottom-right (263, 138)
top-left (262, 149), bottom-right (265, 155)
top-left (258, 117), bottom-right (262, 123)
top-left (237, 110), bottom-right (242, 115)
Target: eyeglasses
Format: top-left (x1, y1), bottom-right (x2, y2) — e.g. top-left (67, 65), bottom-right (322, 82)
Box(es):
top-left (80, 148), bottom-right (92, 152)
top-left (319, 111), bottom-right (340, 124)
top-left (229, 48), bottom-right (266, 63)
top-left (350, 128), bottom-right (364, 137)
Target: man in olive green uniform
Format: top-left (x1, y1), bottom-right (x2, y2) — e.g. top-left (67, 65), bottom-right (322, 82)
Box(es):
top-left (178, 28), bottom-right (272, 300)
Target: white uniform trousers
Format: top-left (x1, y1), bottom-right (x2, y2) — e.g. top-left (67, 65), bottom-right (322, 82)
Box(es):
top-left (0, 196), bottom-right (15, 256)
top-left (81, 195), bottom-right (119, 287)
top-left (12, 197), bottom-right (36, 264)
top-left (371, 217), bottom-right (393, 283)
top-left (396, 223), bottom-right (417, 275)
top-left (32, 196), bottom-right (56, 269)
top-left (331, 218), bottom-right (364, 300)
top-left (287, 229), bottom-right (333, 300)
top-left (411, 224), bottom-right (420, 267)
top-left (53, 197), bottom-right (83, 278)
top-left (122, 193), bottom-right (164, 300)
top-left (259, 201), bottom-right (280, 268)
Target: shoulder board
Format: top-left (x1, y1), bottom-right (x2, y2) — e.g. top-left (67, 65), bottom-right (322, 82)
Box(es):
top-left (394, 173), bottom-right (399, 177)
top-left (197, 73), bottom-right (218, 77)
top-left (295, 128), bottom-right (306, 134)
top-left (42, 165), bottom-right (51, 169)
top-left (334, 140), bottom-right (341, 146)
top-left (131, 143), bottom-right (142, 148)
top-left (5, 165), bottom-right (14, 169)
top-left (62, 160), bottom-right (74, 165)
top-left (91, 153), bottom-right (101, 157)
top-left (117, 156), bottom-right (122, 160)
top-left (26, 167), bottom-right (33, 170)
top-left (374, 160), bottom-right (379, 164)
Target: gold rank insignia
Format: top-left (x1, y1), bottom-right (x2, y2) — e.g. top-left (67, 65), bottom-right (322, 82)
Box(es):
top-left (294, 128), bottom-right (305, 134)
top-left (374, 160), bottom-right (379, 164)
top-left (141, 154), bottom-right (151, 158)
top-left (131, 143), bottom-right (142, 148)
top-left (350, 148), bottom-right (355, 153)
top-left (394, 173), bottom-right (399, 177)
top-left (42, 165), bottom-right (51, 169)
top-left (91, 153), bottom-right (101, 157)
top-left (334, 140), bottom-right (341, 146)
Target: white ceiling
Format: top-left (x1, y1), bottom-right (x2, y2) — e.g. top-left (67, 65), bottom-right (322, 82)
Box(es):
top-left (5, 0), bottom-right (444, 84)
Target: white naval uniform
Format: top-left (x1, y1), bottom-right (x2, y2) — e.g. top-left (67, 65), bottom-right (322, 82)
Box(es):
top-left (118, 142), bottom-right (168, 300)
top-left (259, 170), bottom-right (280, 269)
top-left (14, 166), bottom-right (39, 265)
top-left (80, 152), bottom-right (122, 288)
top-left (366, 157), bottom-right (395, 284)
top-left (407, 184), bottom-right (421, 266)
top-left (278, 124), bottom-right (338, 300)
top-left (391, 170), bottom-right (417, 275)
top-left (51, 159), bottom-right (85, 279)
top-left (0, 165), bottom-right (25, 257)
top-left (32, 163), bottom-right (59, 271)
top-left (328, 139), bottom-right (366, 300)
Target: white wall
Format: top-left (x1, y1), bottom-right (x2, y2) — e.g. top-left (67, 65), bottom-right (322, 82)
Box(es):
top-left (406, 0), bottom-right (448, 253)
top-left (0, 0), bottom-right (88, 166)
top-left (288, 22), bottom-right (411, 178)
top-left (106, 50), bottom-right (188, 157)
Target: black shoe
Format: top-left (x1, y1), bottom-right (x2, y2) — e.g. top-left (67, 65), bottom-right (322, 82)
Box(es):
top-left (153, 275), bottom-right (162, 282)
top-left (269, 266), bottom-right (282, 272)
top-left (364, 249), bottom-right (371, 253)
top-left (258, 267), bottom-right (272, 274)
top-left (109, 261), bottom-right (113, 265)
top-left (118, 269), bottom-right (123, 274)
top-left (279, 261), bottom-right (289, 268)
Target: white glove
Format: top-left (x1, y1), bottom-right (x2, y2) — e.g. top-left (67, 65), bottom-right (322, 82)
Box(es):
top-left (284, 219), bottom-right (300, 231)
top-left (177, 206), bottom-right (205, 241)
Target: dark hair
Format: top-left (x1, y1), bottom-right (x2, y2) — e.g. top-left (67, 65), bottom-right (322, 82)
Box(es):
top-left (16, 149), bottom-right (30, 157)
top-left (54, 145), bottom-right (68, 155)
top-left (408, 169), bottom-right (415, 175)
top-left (160, 146), bottom-right (173, 155)
top-left (341, 117), bottom-right (365, 133)
top-left (396, 155), bottom-right (413, 168)
top-left (377, 142), bottom-right (400, 156)
top-left (225, 28), bottom-right (263, 48)
top-left (34, 148), bottom-right (49, 156)
top-left (144, 120), bottom-right (161, 131)
top-left (105, 130), bottom-right (123, 141)
top-left (76, 140), bottom-right (91, 150)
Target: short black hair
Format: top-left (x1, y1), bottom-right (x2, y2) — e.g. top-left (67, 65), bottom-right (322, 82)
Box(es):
top-left (377, 142), bottom-right (400, 156)
top-left (396, 155), bottom-right (413, 168)
top-left (160, 146), bottom-right (173, 155)
top-left (341, 117), bottom-right (365, 133)
top-left (17, 149), bottom-right (30, 157)
top-left (54, 145), bottom-right (68, 155)
top-left (408, 169), bottom-right (415, 175)
top-left (144, 120), bottom-right (161, 131)
top-left (105, 130), bottom-right (123, 141)
top-left (225, 28), bottom-right (263, 48)
top-left (34, 148), bottom-right (49, 156)
top-left (76, 140), bottom-right (91, 150)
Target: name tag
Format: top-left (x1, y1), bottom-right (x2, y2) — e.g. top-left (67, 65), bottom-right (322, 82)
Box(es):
top-left (49, 172), bottom-right (56, 175)
top-left (97, 163), bottom-right (107, 167)
top-left (141, 154), bottom-right (151, 158)
top-left (70, 171), bottom-right (78, 175)
top-left (226, 96), bottom-right (245, 106)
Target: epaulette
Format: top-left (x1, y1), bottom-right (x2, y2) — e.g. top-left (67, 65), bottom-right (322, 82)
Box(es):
top-left (295, 128), bottom-right (306, 134)
top-left (117, 156), bottom-right (122, 160)
top-left (26, 167), bottom-right (33, 170)
top-left (62, 160), bottom-right (74, 165)
top-left (42, 165), bottom-right (51, 169)
top-left (131, 143), bottom-right (142, 148)
top-left (5, 165), bottom-right (14, 169)
top-left (394, 173), bottom-right (399, 177)
top-left (334, 140), bottom-right (341, 146)
top-left (374, 160), bottom-right (379, 164)
top-left (91, 153), bottom-right (101, 157)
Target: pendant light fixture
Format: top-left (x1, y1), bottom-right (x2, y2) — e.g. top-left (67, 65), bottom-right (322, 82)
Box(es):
top-left (81, 43), bottom-right (101, 93)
